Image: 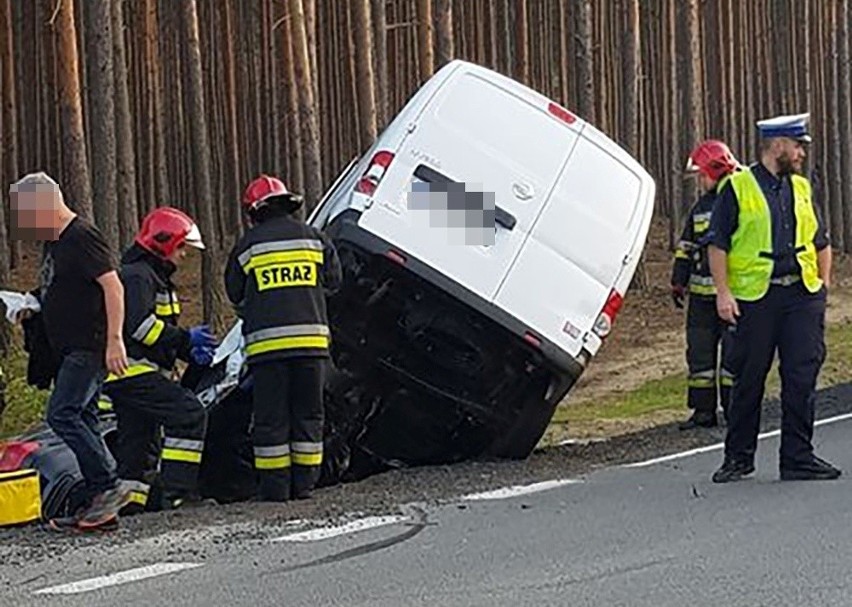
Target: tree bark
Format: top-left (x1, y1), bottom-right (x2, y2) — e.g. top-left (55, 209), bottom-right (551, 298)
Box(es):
top-left (435, 0), bottom-right (454, 69)
top-left (838, 0), bottom-right (852, 251)
top-left (55, 0), bottom-right (93, 219)
top-left (180, 0), bottom-right (225, 330)
top-left (288, 0), bottom-right (323, 211)
top-left (371, 0), bottom-right (389, 129)
top-left (416, 0), bottom-right (434, 81)
top-left (352, 0), bottom-right (377, 148)
top-left (0, 0), bottom-right (13, 315)
top-left (513, 0), bottom-right (529, 83)
top-left (84, 0), bottom-right (119, 249)
top-left (283, 10), bottom-right (304, 194)
top-left (576, 0), bottom-right (595, 123)
top-left (622, 0), bottom-right (640, 157)
top-left (113, 0), bottom-right (138, 248)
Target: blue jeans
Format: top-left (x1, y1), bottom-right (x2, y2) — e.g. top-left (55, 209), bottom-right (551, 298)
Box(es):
top-left (46, 350), bottom-right (117, 497)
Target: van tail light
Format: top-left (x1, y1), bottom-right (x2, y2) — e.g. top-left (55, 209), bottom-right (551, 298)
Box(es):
top-left (593, 289), bottom-right (624, 338)
top-left (385, 249), bottom-right (407, 265)
top-left (523, 331), bottom-right (542, 348)
top-left (547, 102), bottom-right (577, 126)
top-left (355, 150), bottom-right (395, 195)
top-left (0, 440), bottom-right (40, 472)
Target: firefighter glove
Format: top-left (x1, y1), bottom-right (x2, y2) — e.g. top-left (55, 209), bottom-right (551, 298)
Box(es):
top-left (671, 284), bottom-right (686, 309)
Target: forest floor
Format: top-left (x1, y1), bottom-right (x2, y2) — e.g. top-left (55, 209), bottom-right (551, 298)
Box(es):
top-left (3, 220), bottom-right (852, 445)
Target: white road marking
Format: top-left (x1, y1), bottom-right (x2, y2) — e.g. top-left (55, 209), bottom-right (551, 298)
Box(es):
top-left (33, 562), bottom-right (203, 596)
top-left (271, 515), bottom-right (410, 542)
top-left (625, 411), bottom-right (852, 468)
top-left (460, 479), bottom-right (581, 501)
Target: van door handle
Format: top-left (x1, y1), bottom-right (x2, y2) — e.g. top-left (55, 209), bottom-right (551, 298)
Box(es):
top-left (495, 206), bottom-right (516, 230)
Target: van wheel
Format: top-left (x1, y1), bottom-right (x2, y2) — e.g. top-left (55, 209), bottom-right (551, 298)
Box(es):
top-left (487, 375), bottom-right (576, 459)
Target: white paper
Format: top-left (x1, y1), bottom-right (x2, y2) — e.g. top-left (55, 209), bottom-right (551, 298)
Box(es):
top-left (0, 290), bottom-right (41, 323)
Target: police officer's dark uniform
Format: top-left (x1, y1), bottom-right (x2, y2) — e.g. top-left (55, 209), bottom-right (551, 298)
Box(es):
top-left (709, 113), bottom-right (840, 483)
top-left (672, 185), bottom-right (734, 428)
top-left (225, 175), bottom-right (342, 501)
top-left (103, 208), bottom-right (217, 510)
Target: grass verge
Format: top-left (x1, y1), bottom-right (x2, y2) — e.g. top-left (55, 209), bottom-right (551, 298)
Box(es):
top-left (546, 319), bottom-right (852, 442)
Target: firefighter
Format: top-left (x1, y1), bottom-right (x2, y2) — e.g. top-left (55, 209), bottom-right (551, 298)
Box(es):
top-left (103, 207), bottom-right (219, 511)
top-left (225, 175), bottom-right (342, 502)
top-left (709, 112), bottom-right (840, 483)
top-left (672, 140), bottom-right (741, 430)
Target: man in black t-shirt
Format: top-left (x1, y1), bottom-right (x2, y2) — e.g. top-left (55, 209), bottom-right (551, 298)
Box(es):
top-left (10, 172), bottom-right (133, 530)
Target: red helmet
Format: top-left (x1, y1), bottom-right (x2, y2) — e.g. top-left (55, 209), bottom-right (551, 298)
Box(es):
top-left (135, 207), bottom-right (205, 259)
top-left (241, 175), bottom-right (303, 213)
top-left (685, 140), bottom-right (740, 181)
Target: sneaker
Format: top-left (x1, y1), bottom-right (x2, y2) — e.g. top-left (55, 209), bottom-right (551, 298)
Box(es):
top-left (780, 456), bottom-right (842, 481)
top-left (77, 481), bottom-right (134, 529)
top-left (712, 458), bottom-right (755, 483)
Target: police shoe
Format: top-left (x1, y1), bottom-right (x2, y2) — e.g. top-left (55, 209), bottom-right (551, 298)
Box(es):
top-left (712, 458), bottom-right (755, 483)
top-left (780, 456), bottom-right (841, 481)
top-left (679, 411), bottom-right (717, 430)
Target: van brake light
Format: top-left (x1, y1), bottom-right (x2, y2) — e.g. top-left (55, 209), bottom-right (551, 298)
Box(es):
top-left (593, 289), bottom-right (624, 338)
top-left (356, 150), bottom-right (395, 196)
top-left (547, 102), bottom-right (577, 126)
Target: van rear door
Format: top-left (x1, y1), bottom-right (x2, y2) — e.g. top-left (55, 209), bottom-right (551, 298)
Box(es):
top-left (493, 125), bottom-right (655, 358)
top-left (356, 67), bottom-right (581, 302)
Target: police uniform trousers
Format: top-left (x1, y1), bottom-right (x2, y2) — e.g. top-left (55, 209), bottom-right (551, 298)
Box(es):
top-left (724, 281), bottom-right (826, 467)
top-left (107, 373), bottom-right (207, 510)
top-left (686, 296), bottom-right (733, 418)
top-left (251, 358), bottom-right (325, 501)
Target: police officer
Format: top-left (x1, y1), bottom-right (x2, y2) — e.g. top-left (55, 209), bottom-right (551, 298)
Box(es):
top-left (225, 175), bottom-right (342, 502)
top-left (672, 140), bottom-right (740, 430)
top-left (104, 207), bottom-right (219, 510)
top-left (708, 113), bottom-right (840, 483)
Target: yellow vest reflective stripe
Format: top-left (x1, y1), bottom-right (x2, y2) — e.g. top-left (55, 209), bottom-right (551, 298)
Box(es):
top-left (105, 359), bottom-right (164, 383)
top-left (724, 169), bottom-right (822, 301)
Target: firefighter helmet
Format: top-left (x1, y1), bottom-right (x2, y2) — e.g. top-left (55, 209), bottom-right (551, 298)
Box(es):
top-left (136, 207), bottom-right (205, 258)
top-left (685, 140), bottom-right (740, 181)
top-left (241, 175), bottom-right (303, 213)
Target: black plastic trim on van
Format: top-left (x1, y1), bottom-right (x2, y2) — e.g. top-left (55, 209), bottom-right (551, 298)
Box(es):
top-left (412, 164), bottom-right (517, 231)
top-left (324, 209), bottom-right (584, 378)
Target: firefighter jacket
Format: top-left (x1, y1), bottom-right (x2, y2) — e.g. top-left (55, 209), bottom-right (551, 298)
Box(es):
top-left (109, 244), bottom-right (191, 381)
top-left (224, 214), bottom-right (342, 365)
top-left (671, 187), bottom-right (717, 299)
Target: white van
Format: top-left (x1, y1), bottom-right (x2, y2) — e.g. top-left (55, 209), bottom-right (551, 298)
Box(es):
top-left (310, 60), bottom-right (654, 472)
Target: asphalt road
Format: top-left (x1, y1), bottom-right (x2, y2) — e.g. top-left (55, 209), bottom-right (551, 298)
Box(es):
top-left (3, 405), bottom-right (852, 606)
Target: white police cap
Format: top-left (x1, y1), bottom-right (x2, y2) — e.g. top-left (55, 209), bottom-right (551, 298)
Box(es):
top-left (756, 112), bottom-right (812, 143)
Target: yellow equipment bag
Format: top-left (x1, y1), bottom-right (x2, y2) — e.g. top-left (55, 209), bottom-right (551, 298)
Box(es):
top-left (0, 469), bottom-right (41, 527)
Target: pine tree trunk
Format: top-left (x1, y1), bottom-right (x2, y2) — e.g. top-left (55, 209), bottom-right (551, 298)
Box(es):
top-left (84, 0), bottom-right (119, 249)
top-left (0, 0), bottom-right (13, 315)
top-left (513, 0), bottom-right (529, 83)
top-left (838, 0), bottom-right (852, 251)
top-left (576, 0), bottom-right (595, 123)
top-left (180, 0), bottom-right (225, 331)
top-left (352, 0), bottom-right (377, 148)
top-left (283, 10), bottom-right (304, 194)
top-left (289, 0), bottom-right (323, 210)
top-left (371, 0), bottom-right (389, 129)
top-left (622, 0), bottom-right (640, 156)
top-left (55, 0), bottom-right (93, 219)
top-left (435, 0), bottom-right (454, 69)
top-left (416, 0), bottom-right (434, 80)
top-left (827, 0), bottom-right (845, 251)
top-left (113, 0), bottom-right (138, 248)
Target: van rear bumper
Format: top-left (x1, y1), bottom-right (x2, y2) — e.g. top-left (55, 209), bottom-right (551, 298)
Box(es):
top-left (324, 210), bottom-right (585, 378)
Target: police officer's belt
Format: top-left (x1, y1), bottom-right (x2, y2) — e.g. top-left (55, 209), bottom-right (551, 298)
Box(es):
top-left (769, 274), bottom-right (802, 287)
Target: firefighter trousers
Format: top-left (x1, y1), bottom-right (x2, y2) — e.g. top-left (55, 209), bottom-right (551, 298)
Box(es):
top-left (251, 358), bottom-right (325, 502)
top-left (106, 373), bottom-right (207, 510)
top-left (686, 297), bottom-right (733, 418)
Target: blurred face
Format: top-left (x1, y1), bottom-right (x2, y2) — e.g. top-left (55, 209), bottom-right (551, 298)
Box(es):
top-left (8, 185), bottom-right (62, 240)
top-left (699, 173), bottom-right (717, 192)
top-left (166, 242), bottom-right (188, 266)
top-left (774, 138), bottom-right (807, 174)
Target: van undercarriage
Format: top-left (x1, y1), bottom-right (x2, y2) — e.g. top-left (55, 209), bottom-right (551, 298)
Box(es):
top-left (316, 212), bottom-right (581, 484)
